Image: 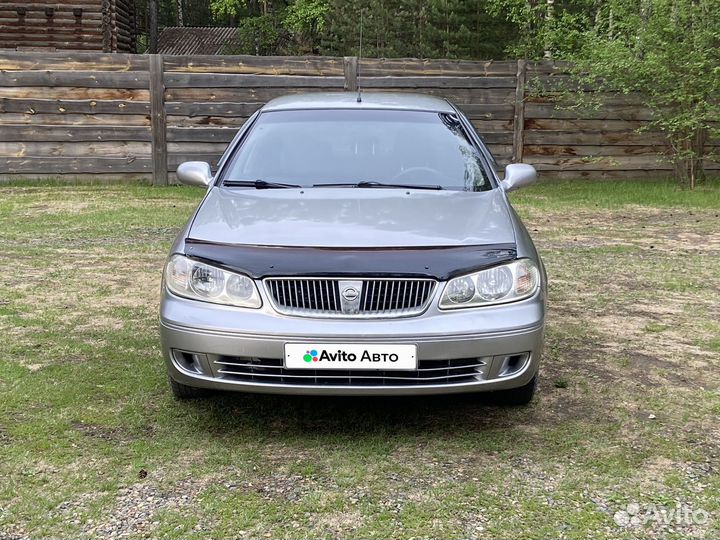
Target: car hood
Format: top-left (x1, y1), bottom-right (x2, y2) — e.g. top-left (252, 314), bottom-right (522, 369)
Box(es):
top-left (187, 187), bottom-right (515, 248)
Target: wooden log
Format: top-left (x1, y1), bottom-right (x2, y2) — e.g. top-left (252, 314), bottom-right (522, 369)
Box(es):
top-left (0, 141), bottom-right (150, 157)
top-left (0, 112), bottom-right (150, 125)
top-left (167, 142), bottom-right (228, 153)
top-left (164, 101), bottom-right (261, 117)
top-left (0, 86), bottom-right (149, 100)
top-left (4, 43), bottom-right (106, 52)
top-left (0, 52), bottom-right (148, 71)
top-left (2, 2), bottom-right (107, 9)
top-left (0, 113), bottom-right (150, 128)
top-left (163, 87), bottom-right (344, 102)
top-left (163, 55), bottom-right (345, 76)
top-left (523, 130), bottom-right (668, 146)
top-left (168, 154), bottom-right (221, 168)
top-left (359, 76), bottom-right (517, 89)
top-left (469, 119), bottom-right (514, 132)
top-left (0, 70), bottom-right (149, 88)
top-left (525, 118), bottom-right (647, 132)
top-left (525, 102), bottom-right (655, 121)
top-left (485, 144), bottom-right (514, 159)
top-left (512, 59), bottom-right (526, 163)
top-left (359, 58), bottom-right (518, 77)
top-left (163, 86), bottom-right (515, 104)
top-left (166, 115), bottom-right (248, 128)
top-left (164, 73), bottom-right (345, 89)
top-left (149, 54), bottom-right (167, 186)
top-left (523, 92), bottom-right (647, 106)
top-left (0, 14), bottom-right (103, 24)
top-left (523, 144), bottom-right (669, 157)
top-left (167, 127), bottom-right (239, 143)
top-left (0, 125), bottom-right (151, 141)
top-left (0, 98), bottom-right (150, 115)
top-left (453, 103), bottom-right (515, 120)
top-left (475, 132), bottom-right (514, 145)
top-left (0, 156), bottom-right (152, 173)
top-left (523, 155), bottom-right (671, 170)
top-left (0, 26), bottom-right (103, 36)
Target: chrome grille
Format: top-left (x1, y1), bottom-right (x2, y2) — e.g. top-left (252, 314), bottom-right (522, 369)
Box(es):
top-left (264, 277), bottom-right (436, 318)
top-left (212, 355), bottom-right (490, 386)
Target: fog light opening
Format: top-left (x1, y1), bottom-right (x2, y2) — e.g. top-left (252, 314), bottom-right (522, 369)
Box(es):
top-left (173, 350), bottom-right (206, 374)
top-left (495, 352), bottom-right (530, 378)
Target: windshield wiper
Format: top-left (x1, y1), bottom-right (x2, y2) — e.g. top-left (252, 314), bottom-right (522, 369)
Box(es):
top-left (313, 181), bottom-right (443, 190)
top-left (223, 179), bottom-right (302, 189)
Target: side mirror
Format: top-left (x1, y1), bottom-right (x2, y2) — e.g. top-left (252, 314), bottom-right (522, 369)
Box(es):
top-left (176, 161), bottom-right (212, 187)
top-left (500, 163), bottom-right (537, 192)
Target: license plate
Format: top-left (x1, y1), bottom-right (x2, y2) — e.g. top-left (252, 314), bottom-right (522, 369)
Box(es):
top-left (285, 343), bottom-right (417, 370)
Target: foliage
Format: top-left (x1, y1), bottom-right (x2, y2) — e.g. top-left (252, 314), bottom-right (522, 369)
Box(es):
top-left (283, 0), bottom-right (330, 53)
top-left (197, 0), bottom-right (518, 58)
top-left (491, 0), bottom-right (720, 188)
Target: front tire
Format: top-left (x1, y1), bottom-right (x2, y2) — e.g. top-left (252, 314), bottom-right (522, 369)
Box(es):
top-left (168, 376), bottom-right (211, 399)
top-left (491, 375), bottom-right (538, 406)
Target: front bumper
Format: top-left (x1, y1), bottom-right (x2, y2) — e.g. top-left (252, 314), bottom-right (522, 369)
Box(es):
top-left (160, 287), bottom-right (545, 396)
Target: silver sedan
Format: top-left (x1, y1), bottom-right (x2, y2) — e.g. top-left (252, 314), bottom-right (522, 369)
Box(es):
top-left (160, 92), bottom-right (546, 404)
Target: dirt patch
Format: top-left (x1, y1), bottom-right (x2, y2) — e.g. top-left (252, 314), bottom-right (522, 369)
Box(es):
top-left (71, 422), bottom-right (155, 445)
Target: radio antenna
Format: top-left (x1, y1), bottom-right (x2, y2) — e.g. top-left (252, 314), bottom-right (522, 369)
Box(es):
top-left (356, 10), bottom-right (363, 103)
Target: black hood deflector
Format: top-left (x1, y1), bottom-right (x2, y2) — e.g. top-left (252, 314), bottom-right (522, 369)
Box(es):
top-left (184, 239), bottom-right (517, 280)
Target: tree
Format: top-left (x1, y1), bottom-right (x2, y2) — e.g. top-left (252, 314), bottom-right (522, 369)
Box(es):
top-left (491, 0), bottom-right (720, 187)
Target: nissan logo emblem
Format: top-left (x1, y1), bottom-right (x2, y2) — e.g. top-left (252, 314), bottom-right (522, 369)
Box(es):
top-left (341, 286), bottom-right (359, 301)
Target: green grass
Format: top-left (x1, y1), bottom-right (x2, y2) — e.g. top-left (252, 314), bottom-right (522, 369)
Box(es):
top-left (1, 179), bottom-right (719, 539)
top-left (510, 177), bottom-right (720, 208)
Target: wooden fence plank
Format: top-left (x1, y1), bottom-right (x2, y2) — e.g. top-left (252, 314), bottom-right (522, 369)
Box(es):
top-left (525, 102), bottom-right (655, 121)
top-left (523, 144), bottom-right (667, 157)
top-left (0, 70), bottom-right (149, 88)
top-left (164, 102), bottom-right (261, 117)
top-left (0, 141), bottom-right (151, 157)
top-left (0, 125), bottom-right (152, 141)
top-left (166, 115), bottom-right (248, 128)
top-left (0, 87), bottom-right (149, 100)
top-left (0, 157), bottom-right (152, 174)
top-left (0, 113), bottom-right (150, 125)
top-left (523, 130), bottom-right (668, 146)
top-left (164, 73), bottom-right (345, 88)
top-left (0, 98), bottom-right (150, 115)
top-left (163, 55), bottom-right (345, 75)
top-left (454, 103), bottom-right (514, 119)
top-left (359, 58), bottom-right (518, 76)
top-left (359, 76), bottom-right (517, 89)
top-left (524, 155), bottom-right (670, 170)
top-left (525, 118), bottom-right (647, 131)
top-left (149, 54), bottom-right (168, 186)
top-left (167, 127), bottom-right (238, 143)
top-left (162, 86), bottom-right (515, 104)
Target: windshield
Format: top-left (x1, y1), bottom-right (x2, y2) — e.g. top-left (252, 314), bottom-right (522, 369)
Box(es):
top-left (221, 109), bottom-right (493, 191)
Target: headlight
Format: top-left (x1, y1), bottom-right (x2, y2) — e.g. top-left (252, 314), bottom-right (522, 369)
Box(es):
top-left (164, 254), bottom-right (261, 308)
top-left (439, 259), bottom-right (540, 309)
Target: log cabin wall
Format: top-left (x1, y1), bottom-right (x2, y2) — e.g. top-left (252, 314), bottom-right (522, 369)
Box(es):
top-left (0, 0), bottom-right (136, 53)
top-left (0, 51), bottom-right (716, 183)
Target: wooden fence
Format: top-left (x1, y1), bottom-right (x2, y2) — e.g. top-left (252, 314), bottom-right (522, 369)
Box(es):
top-left (0, 51), bottom-right (717, 183)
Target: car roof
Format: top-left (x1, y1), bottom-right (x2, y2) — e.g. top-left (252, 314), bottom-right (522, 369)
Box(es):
top-left (261, 92), bottom-right (456, 114)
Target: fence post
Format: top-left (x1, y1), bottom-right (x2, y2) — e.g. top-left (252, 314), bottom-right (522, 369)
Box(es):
top-left (149, 54), bottom-right (168, 186)
top-left (343, 56), bottom-right (358, 92)
top-left (512, 59), bottom-right (527, 163)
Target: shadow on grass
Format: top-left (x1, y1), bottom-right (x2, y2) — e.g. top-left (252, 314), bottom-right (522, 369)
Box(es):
top-left (172, 390), bottom-right (536, 441)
